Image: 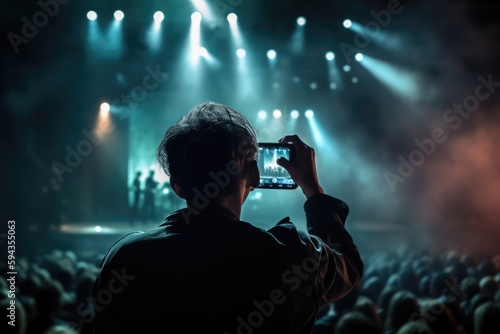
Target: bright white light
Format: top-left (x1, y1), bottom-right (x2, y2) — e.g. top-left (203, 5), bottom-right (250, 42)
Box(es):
top-left (236, 48), bottom-right (246, 58)
top-left (305, 109), bottom-right (314, 119)
top-left (343, 19), bottom-right (352, 28)
top-left (227, 13), bottom-right (237, 23)
top-left (343, 64), bottom-right (351, 72)
top-left (154, 11), bottom-right (164, 22)
top-left (267, 49), bottom-right (276, 60)
top-left (199, 47), bottom-right (209, 58)
top-left (100, 102), bottom-right (110, 116)
top-left (290, 110), bottom-right (300, 119)
top-left (272, 109), bottom-right (282, 119)
top-left (191, 11), bottom-right (202, 21)
top-left (114, 10), bottom-right (124, 21)
top-left (355, 53), bottom-right (363, 61)
top-left (351, 77), bottom-right (359, 84)
top-left (325, 51), bottom-right (335, 61)
top-left (297, 16), bottom-right (306, 26)
top-left (257, 110), bottom-right (267, 119)
top-left (87, 11), bottom-right (97, 21)
top-left (95, 226), bottom-right (102, 233)
top-left (162, 188), bottom-right (170, 194)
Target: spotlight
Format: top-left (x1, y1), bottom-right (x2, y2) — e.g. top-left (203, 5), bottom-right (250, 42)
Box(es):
top-left (355, 53), bottom-right (363, 61)
top-left (236, 48), bottom-right (246, 58)
top-left (310, 82), bottom-right (317, 90)
top-left (87, 11), bottom-right (97, 21)
top-left (100, 102), bottom-right (110, 116)
top-left (257, 110), bottom-right (267, 119)
top-left (95, 226), bottom-right (102, 233)
top-left (267, 49), bottom-right (276, 60)
top-left (227, 13), bottom-right (237, 23)
top-left (343, 19), bottom-right (352, 28)
top-left (329, 83), bottom-right (337, 90)
top-left (114, 10), bottom-right (124, 21)
top-left (343, 64), bottom-right (351, 72)
top-left (325, 51), bottom-right (335, 61)
top-left (305, 109), bottom-right (314, 119)
top-left (272, 109), bottom-right (282, 119)
top-left (153, 11), bottom-right (164, 22)
top-left (191, 11), bottom-right (202, 21)
top-left (290, 110), bottom-right (300, 119)
top-left (297, 16), bottom-right (306, 26)
top-left (351, 77), bottom-right (359, 84)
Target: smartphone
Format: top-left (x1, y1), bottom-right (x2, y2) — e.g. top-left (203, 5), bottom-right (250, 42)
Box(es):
top-left (257, 143), bottom-right (297, 189)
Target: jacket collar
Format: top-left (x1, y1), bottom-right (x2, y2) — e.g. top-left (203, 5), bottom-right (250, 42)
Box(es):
top-left (159, 205), bottom-right (240, 228)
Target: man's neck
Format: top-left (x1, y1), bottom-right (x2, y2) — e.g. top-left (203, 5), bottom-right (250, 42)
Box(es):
top-left (215, 195), bottom-right (243, 219)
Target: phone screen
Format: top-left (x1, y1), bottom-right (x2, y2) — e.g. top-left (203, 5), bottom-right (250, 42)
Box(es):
top-left (257, 143), bottom-right (297, 189)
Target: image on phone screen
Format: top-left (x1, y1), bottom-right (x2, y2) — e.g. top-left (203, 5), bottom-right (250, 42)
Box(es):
top-left (257, 144), bottom-right (297, 189)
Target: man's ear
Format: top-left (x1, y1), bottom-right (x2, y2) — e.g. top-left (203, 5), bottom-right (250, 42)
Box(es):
top-left (170, 177), bottom-right (185, 199)
top-left (246, 160), bottom-right (260, 189)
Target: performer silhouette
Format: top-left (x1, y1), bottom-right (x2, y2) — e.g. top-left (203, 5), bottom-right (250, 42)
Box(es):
top-left (142, 170), bottom-right (158, 221)
top-left (129, 171), bottom-right (142, 223)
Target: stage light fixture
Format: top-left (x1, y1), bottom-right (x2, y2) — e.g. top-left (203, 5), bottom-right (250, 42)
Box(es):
top-left (343, 64), bottom-right (351, 72)
top-left (290, 110), bottom-right (300, 119)
top-left (267, 49), bottom-right (276, 60)
top-left (191, 11), bottom-right (202, 21)
top-left (272, 109), bottom-right (282, 119)
top-left (100, 102), bottom-right (110, 116)
top-left (114, 10), bottom-right (124, 21)
top-left (310, 82), bottom-right (317, 90)
top-left (305, 109), bottom-right (314, 119)
top-left (297, 16), bottom-right (306, 26)
top-left (355, 53), bottom-right (363, 61)
top-left (154, 11), bottom-right (164, 22)
top-left (87, 11), bottom-right (97, 21)
top-left (95, 226), bottom-right (102, 233)
top-left (257, 110), bottom-right (267, 119)
top-left (236, 48), bottom-right (246, 58)
top-left (343, 19), bottom-right (352, 28)
top-left (227, 13), bottom-right (237, 23)
top-left (351, 77), bottom-right (359, 84)
top-left (329, 83), bottom-right (337, 90)
top-left (325, 51), bottom-right (335, 61)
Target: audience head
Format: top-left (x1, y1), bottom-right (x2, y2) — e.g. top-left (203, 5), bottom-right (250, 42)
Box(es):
top-left (479, 276), bottom-right (498, 299)
top-left (474, 301), bottom-right (500, 334)
top-left (396, 320), bottom-right (434, 334)
top-left (354, 296), bottom-right (382, 332)
top-left (335, 310), bottom-right (380, 334)
top-left (420, 299), bottom-right (459, 334)
top-left (385, 290), bottom-right (420, 332)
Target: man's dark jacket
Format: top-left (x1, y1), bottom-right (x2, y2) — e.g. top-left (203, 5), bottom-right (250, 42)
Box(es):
top-left (92, 194), bottom-right (363, 333)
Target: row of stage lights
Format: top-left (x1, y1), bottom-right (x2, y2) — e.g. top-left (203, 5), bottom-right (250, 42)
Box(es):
top-left (86, 11), bottom-right (360, 59)
top-left (98, 102), bottom-right (313, 120)
top-left (87, 9), bottom-right (364, 63)
top-left (86, 11), bottom-right (347, 27)
top-left (258, 109), bottom-right (314, 120)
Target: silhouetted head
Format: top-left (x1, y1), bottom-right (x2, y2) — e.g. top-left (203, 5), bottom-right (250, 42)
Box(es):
top-left (474, 302), bottom-right (500, 334)
top-left (385, 290), bottom-right (420, 332)
top-left (157, 102), bottom-right (258, 205)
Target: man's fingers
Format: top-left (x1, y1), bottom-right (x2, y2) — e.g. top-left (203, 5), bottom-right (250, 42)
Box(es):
top-left (276, 157), bottom-right (291, 169)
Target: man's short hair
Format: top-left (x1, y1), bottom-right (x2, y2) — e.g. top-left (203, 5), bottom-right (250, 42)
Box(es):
top-left (157, 102), bottom-right (258, 202)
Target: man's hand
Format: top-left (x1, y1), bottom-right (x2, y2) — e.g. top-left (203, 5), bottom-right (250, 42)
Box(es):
top-left (277, 134), bottom-right (324, 199)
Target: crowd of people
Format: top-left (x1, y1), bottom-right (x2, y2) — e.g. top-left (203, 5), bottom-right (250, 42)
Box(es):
top-left (1, 248), bottom-right (499, 333)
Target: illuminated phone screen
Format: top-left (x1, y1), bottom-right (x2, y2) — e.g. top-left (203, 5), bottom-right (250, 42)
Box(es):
top-left (257, 144), bottom-right (297, 189)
